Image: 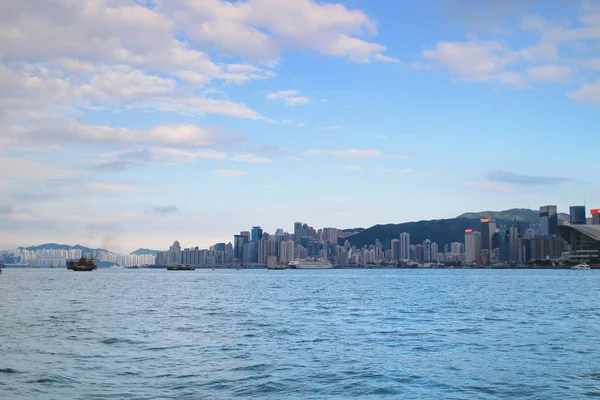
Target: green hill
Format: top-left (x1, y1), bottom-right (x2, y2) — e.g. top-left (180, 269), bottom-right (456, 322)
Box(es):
top-left (340, 208), bottom-right (545, 248)
top-left (130, 248), bottom-right (161, 256)
top-left (21, 243), bottom-right (107, 253)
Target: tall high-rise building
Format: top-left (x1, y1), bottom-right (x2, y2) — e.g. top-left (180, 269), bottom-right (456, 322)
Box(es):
top-left (488, 219), bottom-right (497, 247)
top-left (570, 206), bottom-right (586, 225)
top-left (465, 229), bottom-right (482, 264)
top-left (539, 205), bottom-right (558, 236)
top-left (258, 238), bottom-right (269, 264)
top-left (592, 209), bottom-right (600, 225)
top-left (400, 232), bottom-right (410, 261)
top-left (391, 239), bottom-right (401, 261)
top-left (415, 244), bottom-right (424, 263)
top-left (510, 217), bottom-right (522, 263)
top-left (293, 222), bottom-right (302, 243)
top-left (251, 226), bottom-right (263, 242)
top-left (431, 242), bottom-right (439, 262)
top-left (423, 239), bottom-right (432, 262)
top-left (234, 234), bottom-right (247, 260)
top-left (481, 219), bottom-right (491, 250)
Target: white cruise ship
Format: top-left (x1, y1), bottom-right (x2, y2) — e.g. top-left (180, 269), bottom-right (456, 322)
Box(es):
top-left (288, 259), bottom-right (333, 269)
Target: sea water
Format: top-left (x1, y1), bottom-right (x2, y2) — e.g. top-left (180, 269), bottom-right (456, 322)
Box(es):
top-left (1, 268), bottom-right (599, 399)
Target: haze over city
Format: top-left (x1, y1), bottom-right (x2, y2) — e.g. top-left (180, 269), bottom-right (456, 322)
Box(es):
top-left (1, 0), bottom-right (599, 252)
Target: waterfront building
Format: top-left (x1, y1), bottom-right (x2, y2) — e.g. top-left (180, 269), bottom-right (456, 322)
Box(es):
top-left (251, 226), bottom-right (263, 242)
top-left (391, 239), bottom-right (400, 261)
top-left (431, 242), bottom-right (439, 262)
top-left (570, 206), bottom-right (587, 225)
top-left (481, 219), bottom-right (491, 250)
top-left (539, 205), bottom-right (558, 236)
top-left (465, 229), bottom-right (482, 264)
top-left (294, 222), bottom-right (302, 243)
top-left (400, 232), bottom-right (410, 261)
top-left (415, 244), bottom-right (424, 263)
top-left (509, 217), bottom-right (522, 263)
top-left (558, 224), bottom-right (600, 263)
top-left (423, 239), bottom-right (432, 262)
top-left (592, 209), bottom-right (600, 225)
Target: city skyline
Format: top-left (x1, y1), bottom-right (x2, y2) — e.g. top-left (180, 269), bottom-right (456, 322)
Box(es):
top-left (1, 1), bottom-right (599, 252)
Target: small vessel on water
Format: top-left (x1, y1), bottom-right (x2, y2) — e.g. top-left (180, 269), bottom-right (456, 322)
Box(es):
top-left (167, 264), bottom-right (195, 271)
top-left (267, 265), bottom-right (287, 270)
top-left (125, 265), bottom-right (140, 269)
top-left (571, 263), bottom-right (592, 270)
top-left (67, 257), bottom-right (97, 271)
top-left (288, 259), bottom-right (333, 269)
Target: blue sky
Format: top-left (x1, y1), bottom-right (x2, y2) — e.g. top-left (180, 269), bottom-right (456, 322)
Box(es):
top-left (0, 0), bottom-right (598, 252)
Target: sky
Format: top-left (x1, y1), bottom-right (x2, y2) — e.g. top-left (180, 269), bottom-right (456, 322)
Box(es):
top-left (1, 0), bottom-right (599, 252)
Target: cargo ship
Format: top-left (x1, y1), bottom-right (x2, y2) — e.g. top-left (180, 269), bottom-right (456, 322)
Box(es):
top-left (67, 257), bottom-right (97, 271)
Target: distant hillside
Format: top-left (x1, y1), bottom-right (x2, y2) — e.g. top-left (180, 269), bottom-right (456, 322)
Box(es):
top-left (130, 248), bottom-right (161, 256)
top-left (342, 228), bottom-right (365, 233)
top-left (341, 208), bottom-right (547, 248)
top-left (21, 243), bottom-right (107, 253)
top-left (457, 208), bottom-right (538, 224)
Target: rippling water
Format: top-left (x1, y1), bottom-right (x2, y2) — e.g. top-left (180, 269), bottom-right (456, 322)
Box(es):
top-left (1, 268), bottom-right (599, 399)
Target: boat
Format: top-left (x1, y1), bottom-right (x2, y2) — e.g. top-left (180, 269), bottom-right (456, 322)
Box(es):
top-left (125, 265), bottom-right (139, 269)
top-left (167, 264), bottom-right (195, 271)
top-left (288, 259), bottom-right (333, 269)
top-left (267, 265), bottom-right (287, 270)
top-left (66, 257), bottom-right (97, 271)
top-left (571, 263), bottom-right (591, 270)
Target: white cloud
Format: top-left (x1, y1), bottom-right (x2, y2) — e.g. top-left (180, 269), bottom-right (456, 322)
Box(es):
top-left (231, 154), bottom-right (271, 163)
top-left (375, 54), bottom-right (400, 63)
top-left (266, 90), bottom-right (310, 106)
top-left (423, 41), bottom-right (556, 85)
top-left (527, 65), bottom-right (572, 82)
top-left (303, 149), bottom-right (408, 159)
top-left (375, 134), bottom-right (387, 139)
top-left (213, 169), bottom-right (248, 177)
top-left (157, 0), bottom-right (394, 63)
top-left (567, 81), bottom-right (600, 106)
top-left (321, 99), bottom-right (329, 103)
top-left (85, 183), bottom-right (135, 192)
top-left (5, 121), bottom-right (226, 148)
top-left (0, 156), bottom-right (86, 180)
top-left (318, 125), bottom-right (342, 130)
top-left (401, 168), bottom-right (413, 173)
top-left (345, 165), bottom-right (362, 170)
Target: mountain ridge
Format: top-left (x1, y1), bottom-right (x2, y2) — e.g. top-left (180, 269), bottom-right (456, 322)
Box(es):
top-left (340, 208), bottom-right (554, 248)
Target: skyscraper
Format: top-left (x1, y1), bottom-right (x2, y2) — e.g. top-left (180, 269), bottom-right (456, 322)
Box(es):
top-left (400, 232), bottom-right (410, 261)
top-left (510, 217), bottom-right (522, 263)
top-left (234, 234), bottom-right (247, 260)
top-left (423, 239), bottom-right (432, 262)
top-left (481, 219), bottom-right (491, 250)
top-left (294, 222), bottom-right (302, 243)
top-left (592, 209), bottom-right (600, 225)
top-left (431, 242), bottom-right (439, 262)
top-left (570, 206), bottom-right (586, 225)
top-left (465, 229), bottom-right (482, 264)
top-left (251, 226), bottom-right (263, 242)
top-left (539, 205), bottom-right (558, 236)
top-left (391, 239), bottom-right (401, 261)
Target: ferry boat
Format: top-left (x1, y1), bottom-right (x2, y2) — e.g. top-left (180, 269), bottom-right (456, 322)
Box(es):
top-left (288, 259), bottom-right (333, 269)
top-left (167, 264), bottom-right (195, 271)
top-left (66, 257), bottom-right (97, 271)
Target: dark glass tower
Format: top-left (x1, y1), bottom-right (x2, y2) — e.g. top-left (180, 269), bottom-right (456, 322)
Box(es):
top-left (570, 206), bottom-right (586, 225)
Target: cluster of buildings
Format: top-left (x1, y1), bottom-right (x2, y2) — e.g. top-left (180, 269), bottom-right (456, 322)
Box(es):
top-left (2, 247), bottom-right (155, 267)
top-left (464, 205), bottom-right (600, 266)
top-left (156, 205), bottom-right (600, 268)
